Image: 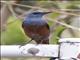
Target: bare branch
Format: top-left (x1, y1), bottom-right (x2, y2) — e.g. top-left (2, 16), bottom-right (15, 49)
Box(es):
top-left (1, 1), bottom-right (80, 16)
top-left (1, 1), bottom-right (80, 32)
top-left (1, 4), bottom-right (11, 31)
top-left (7, 4), bottom-right (18, 19)
top-left (44, 16), bottom-right (80, 31)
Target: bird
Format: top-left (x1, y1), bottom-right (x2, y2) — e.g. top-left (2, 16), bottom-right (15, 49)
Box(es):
top-left (22, 11), bottom-right (51, 45)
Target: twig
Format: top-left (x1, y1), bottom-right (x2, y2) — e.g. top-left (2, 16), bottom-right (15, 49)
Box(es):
top-left (60, 9), bottom-right (80, 12)
top-left (1, 1), bottom-right (80, 31)
top-left (7, 4), bottom-right (18, 19)
top-left (1, 1), bottom-right (80, 16)
top-left (7, 9), bottom-right (35, 25)
top-left (44, 16), bottom-right (80, 31)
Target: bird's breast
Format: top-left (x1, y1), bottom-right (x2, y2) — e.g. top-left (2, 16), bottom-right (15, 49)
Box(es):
top-left (23, 18), bottom-right (47, 26)
top-left (22, 18), bottom-right (50, 40)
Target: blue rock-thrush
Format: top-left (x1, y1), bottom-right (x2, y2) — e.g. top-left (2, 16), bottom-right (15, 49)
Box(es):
top-left (22, 11), bottom-right (51, 44)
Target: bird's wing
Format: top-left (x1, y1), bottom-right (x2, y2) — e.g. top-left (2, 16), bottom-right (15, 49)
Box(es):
top-left (46, 23), bottom-right (50, 30)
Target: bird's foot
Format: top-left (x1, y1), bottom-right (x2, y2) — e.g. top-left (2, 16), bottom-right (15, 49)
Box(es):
top-left (19, 39), bottom-right (33, 48)
top-left (19, 44), bottom-right (26, 48)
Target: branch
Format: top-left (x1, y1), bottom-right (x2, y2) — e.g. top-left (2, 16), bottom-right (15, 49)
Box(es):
top-left (1, 1), bottom-right (80, 16)
top-left (44, 16), bottom-right (80, 31)
top-left (7, 4), bottom-right (18, 19)
top-left (1, 1), bottom-right (80, 31)
top-left (1, 3), bottom-right (11, 31)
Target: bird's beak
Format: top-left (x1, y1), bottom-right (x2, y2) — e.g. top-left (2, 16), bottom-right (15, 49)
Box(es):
top-left (43, 12), bottom-right (52, 15)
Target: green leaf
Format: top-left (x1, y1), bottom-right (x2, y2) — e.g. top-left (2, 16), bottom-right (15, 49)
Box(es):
top-left (1, 17), bottom-right (28, 45)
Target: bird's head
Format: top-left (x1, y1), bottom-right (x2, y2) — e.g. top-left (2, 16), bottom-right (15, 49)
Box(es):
top-left (28, 11), bottom-right (52, 17)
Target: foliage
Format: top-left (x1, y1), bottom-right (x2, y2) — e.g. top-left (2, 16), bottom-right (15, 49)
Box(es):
top-left (1, 1), bottom-right (80, 45)
top-left (1, 17), bottom-right (27, 45)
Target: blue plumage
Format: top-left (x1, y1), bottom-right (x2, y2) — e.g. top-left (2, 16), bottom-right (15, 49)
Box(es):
top-left (22, 11), bottom-right (51, 44)
top-left (23, 12), bottom-right (47, 26)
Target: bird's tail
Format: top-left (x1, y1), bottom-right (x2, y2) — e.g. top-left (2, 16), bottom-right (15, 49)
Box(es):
top-left (36, 39), bottom-right (49, 44)
top-left (42, 39), bottom-right (49, 44)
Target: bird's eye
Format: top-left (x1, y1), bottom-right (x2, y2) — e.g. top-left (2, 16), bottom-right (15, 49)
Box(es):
top-left (32, 12), bottom-right (41, 15)
top-left (33, 13), bottom-right (39, 15)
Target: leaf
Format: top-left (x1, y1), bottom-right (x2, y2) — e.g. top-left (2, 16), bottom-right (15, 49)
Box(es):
top-left (1, 17), bottom-right (29, 45)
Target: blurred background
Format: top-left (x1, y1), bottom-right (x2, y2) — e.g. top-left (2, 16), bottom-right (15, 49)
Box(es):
top-left (1, 0), bottom-right (80, 60)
